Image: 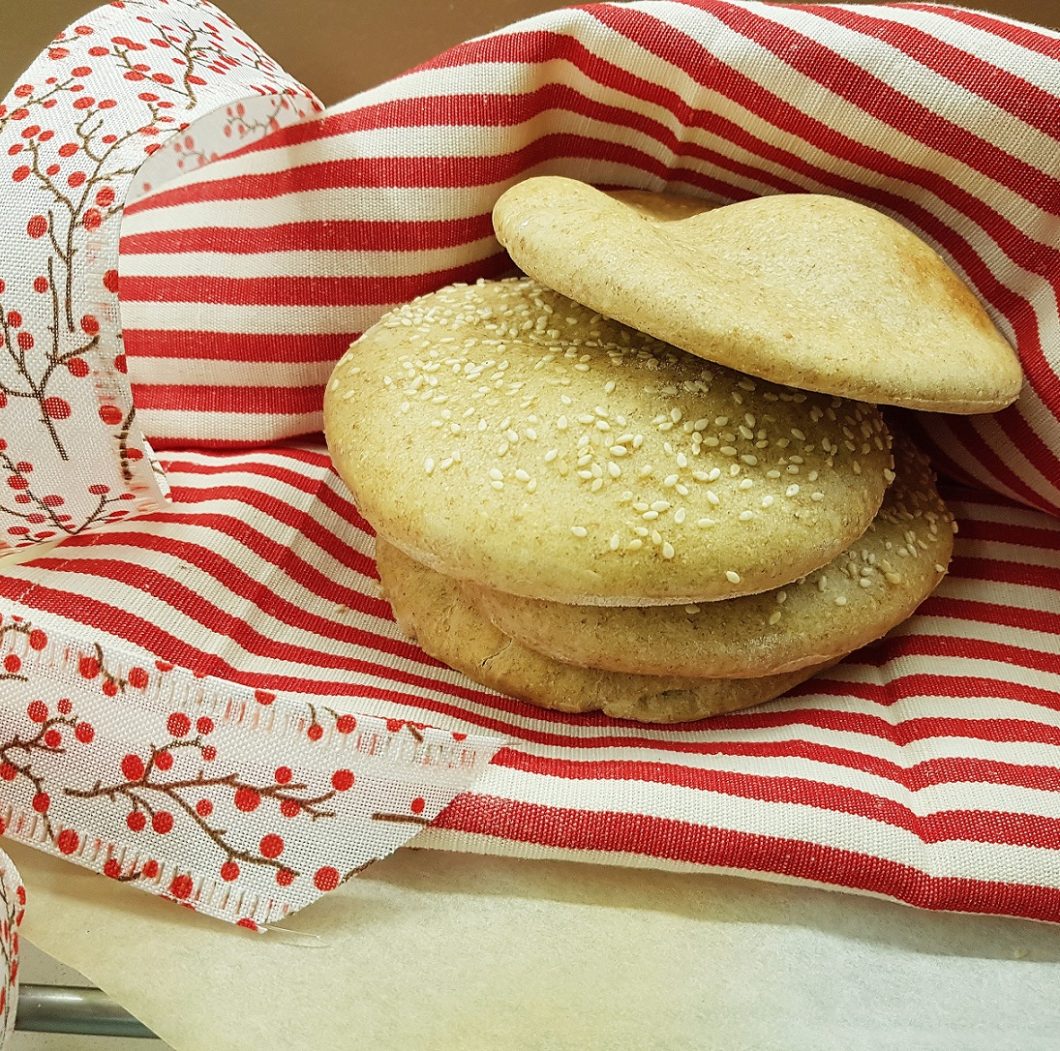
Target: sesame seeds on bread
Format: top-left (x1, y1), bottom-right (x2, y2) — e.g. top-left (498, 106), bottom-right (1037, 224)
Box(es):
top-left (376, 539), bottom-right (831, 724)
top-left (464, 434), bottom-right (954, 678)
top-left (325, 278), bottom-right (893, 606)
top-left (493, 177), bottom-right (1022, 413)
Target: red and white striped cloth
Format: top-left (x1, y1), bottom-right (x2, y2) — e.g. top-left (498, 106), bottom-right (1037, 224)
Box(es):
top-left (1, 446), bottom-right (1058, 920)
top-left (7, 0), bottom-right (1060, 925)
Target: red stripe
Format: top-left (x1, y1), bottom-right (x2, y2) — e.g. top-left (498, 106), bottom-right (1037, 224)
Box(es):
top-left (490, 751), bottom-right (1060, 849)
top-left (131, 382), bottom-right (325, 415)
top-left (433, 796), bottom-right (1060, 922)
top-left (120, 213), bottom-right (496, 254)
top-left (956, 519), bottom-right (1060, 552)
top-left (120, 251), bottom-right (510, 306)
top-left (853, 634), bottom-right (1060, 682)
top-left (816, 669), bottom-right (1060, 718)
top-left (124, 134), bottom-right (658, 210)
top-left (787, 5), bottom-right (1060, 143)
top-left (951, 555), bottom-right (1060, 593)
top-left (124, 329), bottom-right (355, 364)
top-left (921, 595), bottom-right (1060, 637)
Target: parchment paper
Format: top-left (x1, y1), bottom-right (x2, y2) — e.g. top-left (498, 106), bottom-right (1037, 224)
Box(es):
top-left (8, 839), bottom-right (1060, 1050)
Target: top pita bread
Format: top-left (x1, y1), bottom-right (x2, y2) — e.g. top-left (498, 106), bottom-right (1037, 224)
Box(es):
top-left (493, 177), bottom-right (1021, 413)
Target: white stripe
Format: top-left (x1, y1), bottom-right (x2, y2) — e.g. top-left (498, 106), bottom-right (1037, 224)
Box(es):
top-left (119, 238), bottom-right (499, 280)
top-left (138, 408), bottom-right (323, 441)
top-left (942, 576), bottom-right (1060, 617)
top-left (129, 357), bottom-right (332, 388)
top-left (122, 299), bottom-right (379, 334)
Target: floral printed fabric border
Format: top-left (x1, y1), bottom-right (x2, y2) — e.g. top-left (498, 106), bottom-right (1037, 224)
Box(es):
top-left (0, 0), bottom-right (319, 546)
top-left (0, 613), bottom-right (499, 928)
top-left (0, 0), bottom-right (506, 945)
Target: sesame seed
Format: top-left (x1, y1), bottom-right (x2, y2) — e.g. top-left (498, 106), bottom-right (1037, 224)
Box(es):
top-left (706, 490), bottom-right (720, 506)
top-left (570, 525), bottom-right (588, 538)
top-left (634, 526), bottom-right (650, 537)
top-left (738, 510), bottom-right (754, 522)
top-left (674, 508), bottom-right (687, 524)
top-left (515, 468), bottom-right (530, 482)
top-left (859, 578), bottom-right (873, 588)
top-left (697, 517), bottom-right (715, 528)
top-left (810, 492), bottom-right (824, 502)
top-left (609, 532), bottom-right (621, 551)
top-left (740, 454), bottom-right (758, 466)
top-left (725, 570), bottom-right (741, 584)
top-left (424, 457), bottom-right (435, 475)
top-left (490, 480), bottom-right (504, 491)
top-left (739, 478), bottom-right (754, 491)
top-left (761, 495), bottom-right (775, 508)
top-left (818, 576), bottom-right (828, 592)
top-left (661, 541), bottom-right (675, 559)
top-left (776, 591), bottom-right (787, 604)
top-left (685, 605), bottom-right (700, 615)
top-left (642, 510), bottom-right (660, 521)
top-left (676, 452), bottom-right (689, 468)
top-left (664, 474), bottom-right (679, 487)
top-left (608, 461), bottom-right (621, 478)
top-left (590, 478), bottom-right (604, 492)
top-left (610, 445), bottom-right (628, 457)
top-left (884, 468), bottom-right (897, 483)
top-left (627, 539), bottom-right (644, 551)
top-left (768, 610), bottom-right (782, 625)
top-left (720, 446), bottom-right (738, 457)
top-left (834, 595), bottom-right (848, 606)
top-left (489, 468), bottom-right (503, 481)
top-left (544, 448), bottom-right (559, 463)
top-left (934, 563), bottom-right (947, 573)
top-left (786, 484), bottom-right (800, 497)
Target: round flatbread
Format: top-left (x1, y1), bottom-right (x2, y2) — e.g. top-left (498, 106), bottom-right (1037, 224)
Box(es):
top-left (376, 539), bottom-right (831, 724)
top-left (325, 278), bottom-right (892, 605)
top-left (493, 177), bottom-right (1022, 414)
top-left (465, 435), bottom-right (954, 678)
